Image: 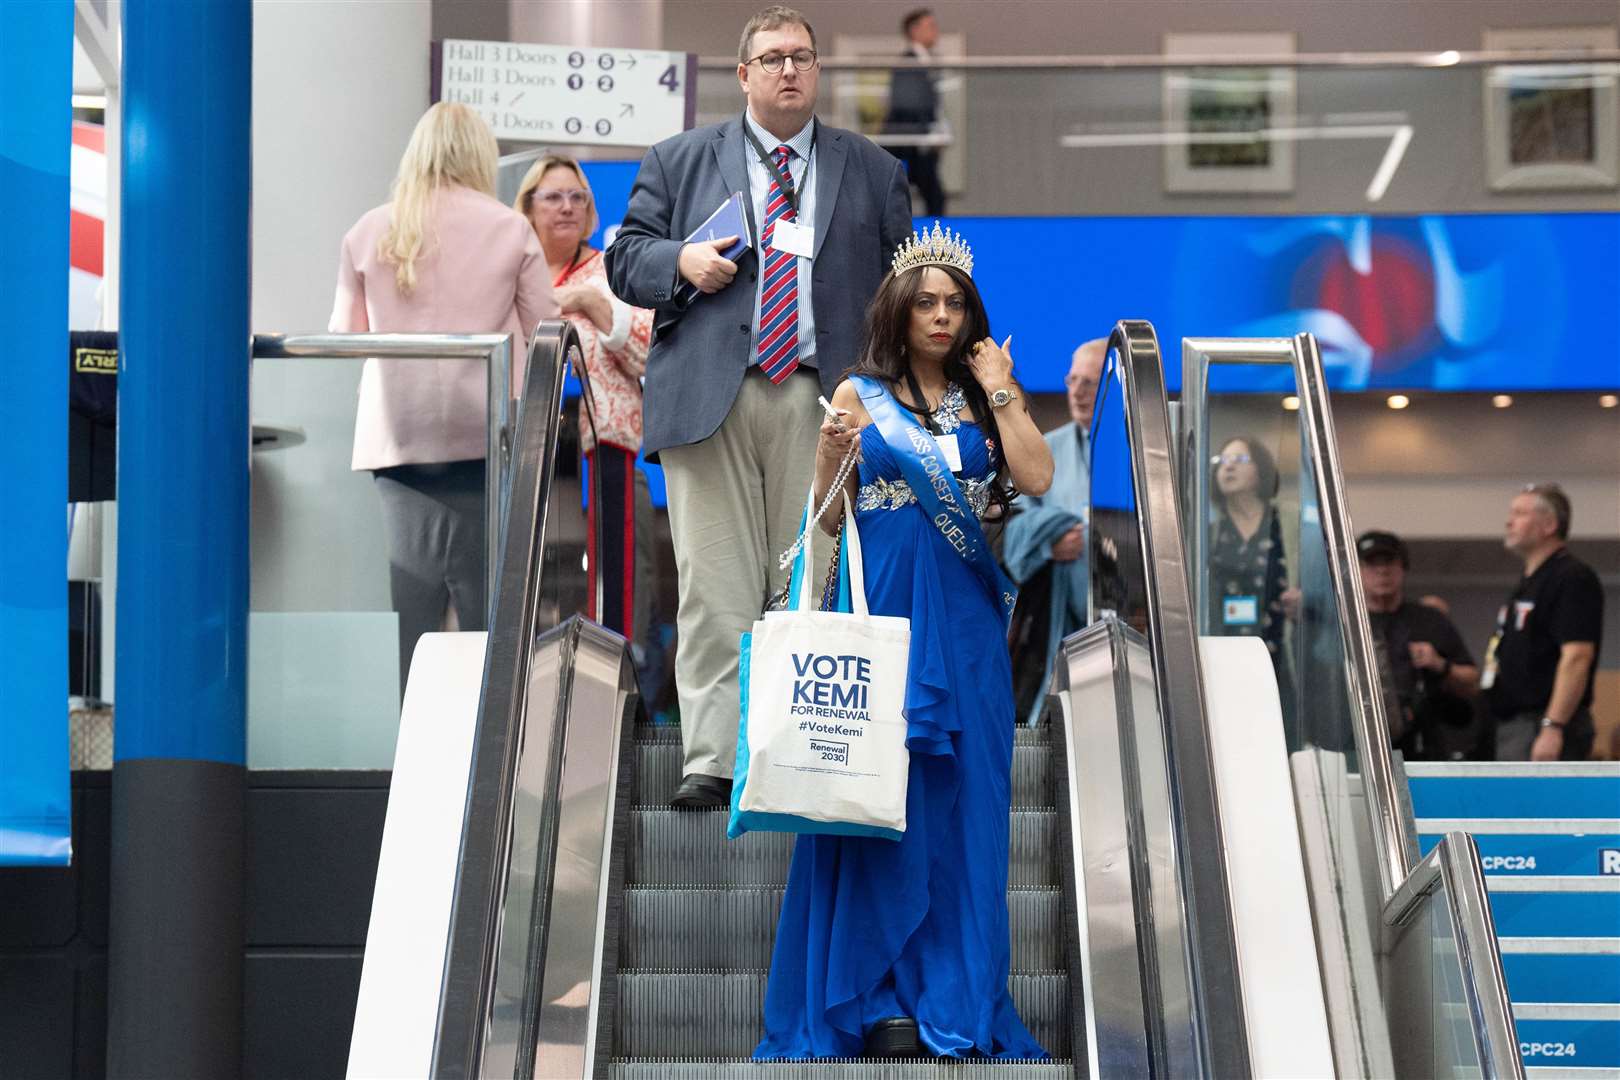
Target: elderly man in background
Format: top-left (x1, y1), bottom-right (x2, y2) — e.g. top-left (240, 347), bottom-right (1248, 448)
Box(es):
top-left (1484, 483), bottom-right (1604, 761)
top-left (1004, 338), bottom-right (1105, 725)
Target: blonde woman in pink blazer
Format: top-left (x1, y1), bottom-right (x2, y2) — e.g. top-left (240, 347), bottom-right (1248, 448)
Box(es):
top-left (330, 103), bottom-right (556, 688)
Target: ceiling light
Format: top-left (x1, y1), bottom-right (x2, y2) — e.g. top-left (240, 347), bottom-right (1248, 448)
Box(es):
top-left (1601, 394), bottom-right (1618, 408)
top-left (1492, 394), bottom-right (1513, 408)
top-left (1281, 395), bottom-right (1300, 411)
top-left (1387, 394), bottom-right (1411, 410)
top-left (1432, 50), bottom-right (1462, 67)
top-left (1365, 125), bottom-right (1412, 202)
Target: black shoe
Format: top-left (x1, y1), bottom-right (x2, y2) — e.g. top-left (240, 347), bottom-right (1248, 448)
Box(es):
top-left (670, 773), bottom-right (732, 809)
top-left (863, 1016), bottom-right (922, 1058)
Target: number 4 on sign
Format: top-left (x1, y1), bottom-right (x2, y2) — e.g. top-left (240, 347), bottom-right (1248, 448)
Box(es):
top-left (659, 64), bottom-right (679, 92)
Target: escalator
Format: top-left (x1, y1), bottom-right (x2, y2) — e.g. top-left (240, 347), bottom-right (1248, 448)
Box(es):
top-left (349, 318), bottom-right (1518, 1079)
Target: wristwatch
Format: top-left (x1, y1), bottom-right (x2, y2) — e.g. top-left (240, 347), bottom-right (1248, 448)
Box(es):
top-left (988, 387), bottom-right (1019, 409)
top-left (1539, 716), bottom-right (1567, 730)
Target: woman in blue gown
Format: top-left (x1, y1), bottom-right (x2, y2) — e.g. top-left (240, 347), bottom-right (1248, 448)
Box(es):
top-left (755, 225), bottom-right (1055, 1060)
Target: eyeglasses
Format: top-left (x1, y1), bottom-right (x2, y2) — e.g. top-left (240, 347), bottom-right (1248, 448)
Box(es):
top-left (1211, 452), bottom-right (1253, 466)
top-left (534, 189), bottom-right (589, 208)
top-left (745, 48), bottom-right (817, 74)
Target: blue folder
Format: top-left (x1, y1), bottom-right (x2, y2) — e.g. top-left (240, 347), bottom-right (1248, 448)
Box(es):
top-left (686, 191), bottom-right (751, 262)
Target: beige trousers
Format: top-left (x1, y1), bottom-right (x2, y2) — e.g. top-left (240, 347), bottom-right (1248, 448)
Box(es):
top-left (660, 367), bottom-right (823, 779)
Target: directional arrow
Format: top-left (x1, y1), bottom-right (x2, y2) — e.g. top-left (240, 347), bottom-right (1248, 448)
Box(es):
top-left (620, 103), bottom-right (635, 118)
top-left (620, 54), bottom-right (638, 69)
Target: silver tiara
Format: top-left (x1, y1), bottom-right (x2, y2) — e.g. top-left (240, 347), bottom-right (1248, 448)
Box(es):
top-left (890, 221), bottom-right (973, 277)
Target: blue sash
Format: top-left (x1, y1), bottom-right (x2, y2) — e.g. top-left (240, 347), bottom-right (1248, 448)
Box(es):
top-left (851, 375), bottom-right (1017, 627)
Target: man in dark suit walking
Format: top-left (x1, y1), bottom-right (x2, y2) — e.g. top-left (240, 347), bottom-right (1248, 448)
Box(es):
top-left (884, 8), bottom-right (947, 217)
top-left (606, 5), bottom-right (913, 807)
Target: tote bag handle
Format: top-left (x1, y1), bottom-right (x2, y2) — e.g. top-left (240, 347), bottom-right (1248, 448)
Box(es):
top-left (792, 486), bottom-right (870, 617)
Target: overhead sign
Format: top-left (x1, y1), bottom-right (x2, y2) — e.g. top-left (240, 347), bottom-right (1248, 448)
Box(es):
top-left (436, 40), bottom-right (695, 148)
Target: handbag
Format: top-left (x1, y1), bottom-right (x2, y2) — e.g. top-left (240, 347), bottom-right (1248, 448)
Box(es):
top-left (728, 481), bottom-right (912, 841)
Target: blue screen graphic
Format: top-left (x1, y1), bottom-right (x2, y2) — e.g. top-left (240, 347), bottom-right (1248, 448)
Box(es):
top-left (582, 158), bottom-right (1620, 395)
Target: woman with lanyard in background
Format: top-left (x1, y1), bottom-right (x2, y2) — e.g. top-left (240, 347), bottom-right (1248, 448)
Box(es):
top-left (754, 225), bottom-right (1054, 1061)
top-left (516, 154), bottom-right (654, 641)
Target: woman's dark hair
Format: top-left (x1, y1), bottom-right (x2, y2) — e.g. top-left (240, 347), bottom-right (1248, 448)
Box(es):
top-left (847, 263), bottom-right (1019, 516)
top-left (1209, 434), bottom-right (1279, 511)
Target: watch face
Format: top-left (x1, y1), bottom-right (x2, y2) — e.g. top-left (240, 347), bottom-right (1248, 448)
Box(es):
top-left (992, 389), bottom-right (1012, 405)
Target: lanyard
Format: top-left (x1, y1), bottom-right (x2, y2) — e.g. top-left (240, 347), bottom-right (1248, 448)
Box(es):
top-left (742, 115), bottom-right (815, 216)
top-left (901, 369), bottom-right (944, 435)
top-left (552, 243), bottom-right (591, 288)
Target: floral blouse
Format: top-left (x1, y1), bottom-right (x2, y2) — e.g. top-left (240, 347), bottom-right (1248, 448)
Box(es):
top-left (1209, 506), bottom-right (1289, 659)
top-left (556, 249), bottom-right (654, 454)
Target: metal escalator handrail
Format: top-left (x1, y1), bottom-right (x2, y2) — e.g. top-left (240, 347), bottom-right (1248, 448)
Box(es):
top-left (1385, 832), bottom-right (1523, 1076)
top-left (1180, 333), bottom-right (1415, 896)
top-left (250, 331), bottom-right (516, 608)
top-left (1290, 332), bottom-right (1418, 898)
top-left (1292, 334), bottom-right (1522, 1077)
top-left (1181, 332), bottom-right (1522, 1077)
top-left (1103, 320), bottom-right (1253, 1079)
top-left (431, 319), bottom-right (581, 1079)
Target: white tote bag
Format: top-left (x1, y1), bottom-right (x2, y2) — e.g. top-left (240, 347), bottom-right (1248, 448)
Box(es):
top-left (727, 490), bottom-right (911, 840)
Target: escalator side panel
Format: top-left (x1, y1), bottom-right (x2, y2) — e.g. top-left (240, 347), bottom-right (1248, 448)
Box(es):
top-left (1097, 321), bottom-right (1252, 1077)
top-left (1198, 636), bottom-right (1334, 1077)
top-left (1052, 623), bottom-right (1152, 1080)
top-left (348, 632), bottom-right (489, 1080)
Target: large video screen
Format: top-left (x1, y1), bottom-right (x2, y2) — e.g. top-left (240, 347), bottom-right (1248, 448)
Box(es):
top-left (582, 160), bottom-right (1620, 394)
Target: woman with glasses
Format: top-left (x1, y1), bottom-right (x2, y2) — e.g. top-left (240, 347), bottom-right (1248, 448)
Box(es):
top-left (515, 154), bottom-right (654, 640)
top-left (1209, 434), bottom-right (1299, 730)
top-left (330, 103), bottom-right (555, 693)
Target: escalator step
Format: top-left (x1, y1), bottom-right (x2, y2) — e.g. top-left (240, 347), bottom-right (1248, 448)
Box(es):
top-left (614, 971), bottom-right (1072, 1059)
top-left (634, 742), bottom-right (1057, 809)
top-left (622, 887), bottom-right (1065, 973)
top-left (609, 1059), bottom-right (1077, 1077)
top-left (630, 810), bottom-right (1058, 889)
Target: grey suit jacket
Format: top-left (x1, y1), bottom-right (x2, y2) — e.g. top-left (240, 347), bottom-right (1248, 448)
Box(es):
top-left (605, 115), bottom-right (913, 460)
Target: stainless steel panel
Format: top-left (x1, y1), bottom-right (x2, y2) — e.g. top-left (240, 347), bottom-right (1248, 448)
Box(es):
top-left (1090, 321), bottom-right (1252, 1077)
top-left (532, 623), bottom-right (634, 1079)
top-left (1053, 621), bottom-right (1150, 1079)
top-left (1436, 833), bottom-right (1524, 1079)
top-left (432, 321), bottom-right (598, 1079)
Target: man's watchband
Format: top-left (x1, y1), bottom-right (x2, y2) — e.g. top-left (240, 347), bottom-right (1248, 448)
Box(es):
top-left (1539, 716), bottom-right (1567, 730)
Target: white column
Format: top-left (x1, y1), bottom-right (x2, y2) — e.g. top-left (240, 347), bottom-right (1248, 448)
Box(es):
top-left (249, 0), bottom-right (432, 616)
top-left (509, 0), bottom-right (664, 50)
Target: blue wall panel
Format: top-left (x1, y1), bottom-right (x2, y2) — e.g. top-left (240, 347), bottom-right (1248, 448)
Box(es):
top-left (0, 1), bottom-right (72, 865)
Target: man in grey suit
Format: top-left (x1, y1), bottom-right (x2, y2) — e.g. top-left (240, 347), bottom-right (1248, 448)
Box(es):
top-left (606, 4), bottom-right (912, 807)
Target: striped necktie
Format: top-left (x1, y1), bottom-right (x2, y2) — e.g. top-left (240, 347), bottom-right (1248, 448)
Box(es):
top-left (757, 144), bottom-right (800, 383)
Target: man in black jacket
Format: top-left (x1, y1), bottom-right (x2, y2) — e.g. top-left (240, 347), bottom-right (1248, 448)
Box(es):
top-left (884, 8), bottom-right (947, 216)
top-left (1358, 530), bottom-right (1482, 760)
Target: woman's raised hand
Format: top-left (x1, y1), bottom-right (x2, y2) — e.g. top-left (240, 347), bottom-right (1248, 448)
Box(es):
top-left (818, 411), bottom-right (859, 465)
top-left (967, 335), bottom-right (1015, 390)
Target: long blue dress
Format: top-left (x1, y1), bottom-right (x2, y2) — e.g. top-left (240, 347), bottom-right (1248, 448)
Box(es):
top-left (754, 416), bottom-right (1048, 1060)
